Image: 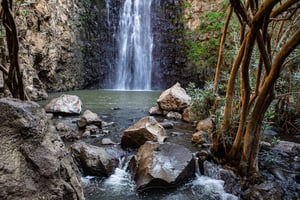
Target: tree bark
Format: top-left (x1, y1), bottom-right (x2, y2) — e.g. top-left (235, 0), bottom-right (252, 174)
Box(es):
top-left (1, 0), bottom-right (28, 100)
top-left (241, 29), bottom-right (300, 175)
top-left (212, 37), bottom-right (247, 157)
top-left (228, 27), bottom-right (257, 159)
top-left (213, 7), bottom-right (233, 95)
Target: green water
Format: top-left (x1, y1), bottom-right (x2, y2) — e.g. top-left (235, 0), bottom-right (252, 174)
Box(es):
top-left (43, 89), bottom-right (160, 115)
top-left (41, 89), bottom-right (239, 200)
top-left (41, 89), bottom-right (197, 148)
top-left (41, 89), bottom-right (161, 143)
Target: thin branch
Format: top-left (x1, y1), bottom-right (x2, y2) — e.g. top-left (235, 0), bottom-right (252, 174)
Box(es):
top-left (213, 7), bottom-right (233, 95)
top-left (256, 32), bottom-right (271, 74)
top-left (270, 0), bottom-right (299, 18)
top-left (274, 20), bottom-right (284, 49)
top-left (277, 92), bottom-right (300, 97)
top-left (274, 14), bottom-right (300, 56)
top-left (270, 4), bottom-right (300, 21)
top-left (0, 64), bottom-right (8, 75)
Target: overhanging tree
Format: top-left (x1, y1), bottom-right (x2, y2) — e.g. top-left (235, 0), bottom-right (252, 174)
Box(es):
top-left (212, 0), bottom-right (300, 175)
top-left (0, 0), bottom-right (28, 100)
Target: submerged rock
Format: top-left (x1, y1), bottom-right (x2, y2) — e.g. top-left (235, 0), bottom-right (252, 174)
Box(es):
top-left (0, 98), bottom-right (84, 200)
top-left (77, 109), bottom-right (102, 129)
top-left (157, 82), bottom-right (191, 112)
top-left (44, 94), bottom-right (82, 115)
top-left (121, 116), bottom-right (167, 148)
top-left (160, 119), bottom-right (175, 129)
top-left (71, 142), bottom-right (120, 177)
top-left (101, 138), bottom-right (117, 145)
top-left (82, 125), bottom-right (100, 137)
top-left (133, 141), bottom-right (195, 191)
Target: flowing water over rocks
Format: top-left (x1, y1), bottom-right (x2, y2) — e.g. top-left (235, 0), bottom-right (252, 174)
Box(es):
top-left (41, 90), bottom-right (240, 199)
top-left (41, 90), bottom-right (300, 199)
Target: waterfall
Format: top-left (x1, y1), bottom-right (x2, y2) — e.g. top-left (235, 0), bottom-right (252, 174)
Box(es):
top-left (114, 0), bottom-right (153, 90)
top-left (105, 0), bottom-right (111, 26)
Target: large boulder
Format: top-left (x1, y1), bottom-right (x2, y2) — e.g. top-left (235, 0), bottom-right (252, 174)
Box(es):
top-left (133, 141), bottom-right (195, 191)
top-left (44, 94), bottom-right (82, 115)
top-left (0, 98), bottom-right (84, 200)
top-left (71, 142), bottom-right (121, 177)
top-left (77, 109), bottom-right (102, 129)
top-left (121, 116), bottom-right (167, 148)
top-left (157, 82), bottom-right (191, 112)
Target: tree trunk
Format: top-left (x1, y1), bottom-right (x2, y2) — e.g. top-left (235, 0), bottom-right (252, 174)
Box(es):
top-left (241, 29), bottom-right (300, 175)
top-left (213, 7), bottom-right (233, 95)
top-left (1, 0), bottom-right (28, 100)
top-left (228, 27), bottom-right (257, 159)
top-left (211, 38), bottom-right (247, 157)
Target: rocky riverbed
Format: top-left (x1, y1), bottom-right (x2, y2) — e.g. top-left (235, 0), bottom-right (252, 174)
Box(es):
top-left (1, 85), bottom-right (299, 199)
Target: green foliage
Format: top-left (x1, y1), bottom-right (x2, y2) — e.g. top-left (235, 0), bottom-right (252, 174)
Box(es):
top-left (186, 82), bottom-right (216, 120)
top-left (186, 41), bottom-right (208, 61)
top-left (263, 65), bottom-right (300, 133)
top-left (211, 108), bottom-right (223, 132)
top-left (20, 1), bottom-right (36, 7)
top-left (265, 105), bottom-right (278, 122)
top-left (240, 161), bottom-right (248, 168)
top-left (20, 9), bottom-right (30, 17)
top-left (260, 150), bottom-right (279, 164)
top-left (271, 136), bottom-right (280, 146)
top-left (181, 1), bottom-right (229, 67)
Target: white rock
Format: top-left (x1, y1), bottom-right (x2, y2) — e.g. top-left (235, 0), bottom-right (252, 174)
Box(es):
top-left (121, 116), bottom-right (167, 148)
top-left (157, 82), bottom-right (191, 111)
top-left (45, 94), bottom-right (82, 115)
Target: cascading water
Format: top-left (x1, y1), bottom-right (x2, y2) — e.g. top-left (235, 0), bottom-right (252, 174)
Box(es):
top-left (83, 153), bottom-right (239, 200)
top-left (105, 0), bottom-right (111, 26)
top-left (114, 0), bottom-right (153, 90)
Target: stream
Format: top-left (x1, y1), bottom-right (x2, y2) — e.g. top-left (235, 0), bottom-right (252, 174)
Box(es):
top-left (42, 89), bottom-right (239, 199)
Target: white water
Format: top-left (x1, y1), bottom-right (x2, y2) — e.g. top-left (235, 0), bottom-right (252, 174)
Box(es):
top-left (83, 155), bottom-right (238, 200)
top-left (103, 156), bottom-right (136, 194)
top-left (114, 0), bottom-right (153, 90)
top-left (187, 176), bottom-right (238, 200)
top-left (105, 0), bottom-right (111, 26)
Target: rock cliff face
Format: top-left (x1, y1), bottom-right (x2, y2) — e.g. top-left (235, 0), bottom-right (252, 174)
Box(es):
top-left (16, 0), bottom-right (102, 99)
top-left (0, 98), bottom-right (84, 200)
top-left (14, 0), bottom-right (223, 98)
top-left (97, 0), bottom-right (187, 90)
top-left (97, 0), bottom-right (224, 89)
